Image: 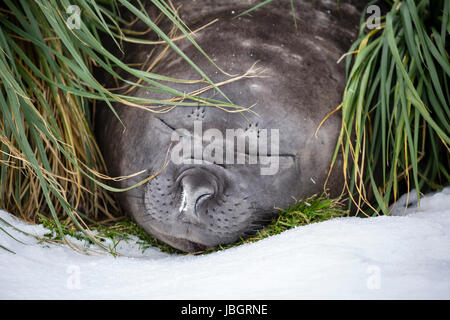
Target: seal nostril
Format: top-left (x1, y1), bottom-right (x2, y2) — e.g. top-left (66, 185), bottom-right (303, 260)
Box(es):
top-left (194, 193), bottom-right (212, 211)
top-left (177, 168), bottom-right (220, 222)
top-left (196, 193), bottom-right (211, 203)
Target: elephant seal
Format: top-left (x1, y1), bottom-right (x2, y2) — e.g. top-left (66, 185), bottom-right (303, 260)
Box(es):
top-left (96, 0), bottom-right (362, 252)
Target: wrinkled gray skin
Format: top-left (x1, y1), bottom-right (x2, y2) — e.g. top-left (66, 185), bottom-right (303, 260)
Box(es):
top-left (96, 0), bottom-right (362, 252)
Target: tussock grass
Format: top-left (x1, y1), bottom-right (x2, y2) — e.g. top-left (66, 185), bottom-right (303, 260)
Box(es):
top-left (0, 0), bottom-right (244, 252)
top-left (328, 0), bottom-right (449, 216)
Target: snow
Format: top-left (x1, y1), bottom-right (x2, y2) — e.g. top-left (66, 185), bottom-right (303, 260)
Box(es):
top-left (1, 187), bottom-right (450, 299)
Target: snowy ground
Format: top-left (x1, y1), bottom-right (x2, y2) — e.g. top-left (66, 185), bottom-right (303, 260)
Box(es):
top-left (1, 187), bottom-right (449, 299)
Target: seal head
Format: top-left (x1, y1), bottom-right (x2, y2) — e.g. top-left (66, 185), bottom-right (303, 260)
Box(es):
top-left (96, 0), bottom-right (361, 252)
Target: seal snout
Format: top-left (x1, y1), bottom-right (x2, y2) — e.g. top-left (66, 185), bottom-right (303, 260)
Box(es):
top-left (176, 167), bottom-right (220, 224)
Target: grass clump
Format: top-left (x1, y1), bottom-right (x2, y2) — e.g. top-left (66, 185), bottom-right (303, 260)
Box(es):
top-left (332, 0), bottom-right (450, 216)
top-left (0, 0), bottom-right (243, 252)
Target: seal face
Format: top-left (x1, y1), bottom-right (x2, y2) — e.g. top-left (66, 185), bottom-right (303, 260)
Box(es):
top-left (96, 0), bottom-right (361, 252)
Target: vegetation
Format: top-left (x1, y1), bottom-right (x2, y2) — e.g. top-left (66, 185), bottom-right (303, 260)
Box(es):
top-left (331, 0), bottom-right (449, 216)
top-left (0, 0), bottom-right (243, 252)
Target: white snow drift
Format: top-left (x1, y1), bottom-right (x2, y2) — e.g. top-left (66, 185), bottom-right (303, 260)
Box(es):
top-left (0, 187), bottom-right (449, 299)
